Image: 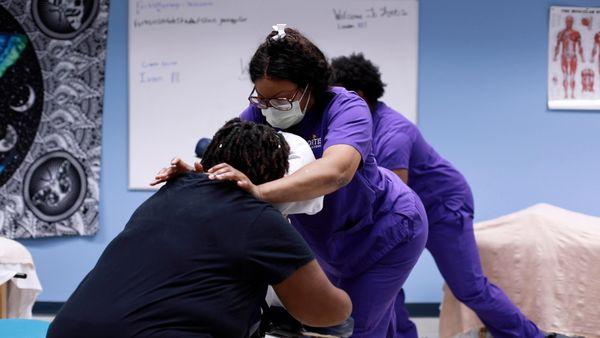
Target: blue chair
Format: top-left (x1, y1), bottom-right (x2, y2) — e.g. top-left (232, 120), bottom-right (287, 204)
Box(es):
top-left (195, 138), bottom-right (212, 158)
top-left (0, 319), bottom-right (50, 338)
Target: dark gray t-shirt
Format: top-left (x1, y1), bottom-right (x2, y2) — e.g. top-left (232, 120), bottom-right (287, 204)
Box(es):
top-left (48, 173), bottom-right (314, 338)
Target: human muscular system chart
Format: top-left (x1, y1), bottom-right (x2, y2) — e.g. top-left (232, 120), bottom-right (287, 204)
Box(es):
top-left (549, 7), bottom-right (600, 109)
top-left (553, 16), bottom-right (585, 99)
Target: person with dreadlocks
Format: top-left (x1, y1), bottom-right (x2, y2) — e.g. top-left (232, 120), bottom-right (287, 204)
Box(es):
top-left (330, 53), bottom-right (543, 338)
top-left (48, 119), bottom-right (351, 338)
top-left (186, 131), bottom-right (324, 216)
top-left (155, 25), bottom-right (428, 338)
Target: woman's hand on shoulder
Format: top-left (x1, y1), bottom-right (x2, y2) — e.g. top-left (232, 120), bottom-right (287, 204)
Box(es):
top-left (149, 157), bottom-right (204, 186)
top-left (207, 163), bottom-right (263, 200)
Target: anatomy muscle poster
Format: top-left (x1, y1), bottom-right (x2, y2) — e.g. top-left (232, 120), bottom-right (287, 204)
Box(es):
top-left (0, 1), bottom-right (109, 238)
top-left (548, 6), bottom-right (600, 110)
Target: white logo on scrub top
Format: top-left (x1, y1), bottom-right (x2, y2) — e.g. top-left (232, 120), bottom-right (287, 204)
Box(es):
top-left (307, 134), bottom-right (322, 149)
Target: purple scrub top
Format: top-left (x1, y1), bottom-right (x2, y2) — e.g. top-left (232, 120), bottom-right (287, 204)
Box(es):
top-left (241, 87), bottom-right (426, 277)
top-left (371, 102), bottom-right (474, 222)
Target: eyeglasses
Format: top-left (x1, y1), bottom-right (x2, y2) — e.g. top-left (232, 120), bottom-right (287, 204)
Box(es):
top-left (247, 85), bottom-right (307, 111)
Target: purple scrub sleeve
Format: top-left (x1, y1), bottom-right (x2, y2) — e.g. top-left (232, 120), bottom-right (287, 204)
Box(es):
top-left (322, 93), bottom-right (372, 161)
top-left (375, 131), bottom-right (412, 171)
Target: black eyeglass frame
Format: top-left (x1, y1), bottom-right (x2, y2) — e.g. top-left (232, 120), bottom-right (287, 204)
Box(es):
top-left (247, 85), bottom-right (306, 111)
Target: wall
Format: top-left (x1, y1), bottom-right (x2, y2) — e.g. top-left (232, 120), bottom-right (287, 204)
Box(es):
top-left (19, 0), bottom-right (600, 303)
top-left (404, 0), bottom-right (600, 302)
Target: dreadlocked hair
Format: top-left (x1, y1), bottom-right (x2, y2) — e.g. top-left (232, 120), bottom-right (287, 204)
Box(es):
top-left (201, 118), bottom-right (290, 185)
top-left (249, 27), bottom-right (331, 103)
top-left (330, 53), bottom-right (386, 106)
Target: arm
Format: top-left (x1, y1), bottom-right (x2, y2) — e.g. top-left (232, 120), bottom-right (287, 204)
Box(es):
top-left (151, 143), bottom-right (359, 203)
top-left (209, 145), bottom-right (361, 203)
top-left (592, 39), bottom-right (599, 62)
top-left (273, 260), bottom-right (352, 327)
top-left (554, 31), bottom-right (562, 61)
top-left (211, 92), bottom-right (371, 203)
top-left (260, 145), bottom-right (360, 203)
top-left (246, 209), bottom-right (352, 327)
top-left (372, 118), bottom-right (413, 184)
top-left (577, 34), bottom-right (585, 62)
top-left (392, 169), bottom-right (409, 184)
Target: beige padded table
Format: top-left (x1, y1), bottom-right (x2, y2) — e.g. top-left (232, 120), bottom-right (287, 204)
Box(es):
top-left (439, 204), bottom-right (600, 338)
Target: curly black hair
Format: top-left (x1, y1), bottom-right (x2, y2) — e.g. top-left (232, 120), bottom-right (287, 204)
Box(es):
top-left (249, 27), bottom-right (331, 102)
top-left (330, 53), bottom-right (386, 106)
top-left (201, 118), bottom-right (290, 185)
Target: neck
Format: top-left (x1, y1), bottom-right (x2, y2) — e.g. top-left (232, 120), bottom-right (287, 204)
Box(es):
top-left (368, 101), bottom-right (378, 113)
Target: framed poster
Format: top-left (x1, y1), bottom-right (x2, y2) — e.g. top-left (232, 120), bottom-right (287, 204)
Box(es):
top-left (548, 6), bottom-right (600, 110)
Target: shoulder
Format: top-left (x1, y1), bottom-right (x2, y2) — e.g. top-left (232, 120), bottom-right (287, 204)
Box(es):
top-left (373, 102), bottom-right (416, 133)
top-left (328, 86), bottom-right (366, 104)
top-left (324, 86), bottom-right (370, 120)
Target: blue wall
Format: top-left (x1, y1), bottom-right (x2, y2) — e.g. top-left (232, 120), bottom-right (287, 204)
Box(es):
top-left (19, 0), bottom-right (600, 303)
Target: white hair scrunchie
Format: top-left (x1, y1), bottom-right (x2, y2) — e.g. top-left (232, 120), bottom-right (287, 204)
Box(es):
top-left (271, 23), bottom-right (287, 40)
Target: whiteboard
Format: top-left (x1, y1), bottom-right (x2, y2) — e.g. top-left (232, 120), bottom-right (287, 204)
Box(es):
top-left (129, 0), bottom-right (419, 190)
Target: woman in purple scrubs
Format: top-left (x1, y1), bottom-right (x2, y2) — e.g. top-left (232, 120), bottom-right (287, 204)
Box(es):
top-left (330, 53), bottom-right (543, 338)
top-left (155, 27), bottom-right (427, 337)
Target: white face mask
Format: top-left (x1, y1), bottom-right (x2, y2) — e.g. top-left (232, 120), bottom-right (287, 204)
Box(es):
top-left (261, 86), bottom-right (311, 129)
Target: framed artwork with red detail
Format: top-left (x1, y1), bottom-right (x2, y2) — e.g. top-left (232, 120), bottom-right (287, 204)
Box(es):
top-left (548, 6), bottom-right (600, 110)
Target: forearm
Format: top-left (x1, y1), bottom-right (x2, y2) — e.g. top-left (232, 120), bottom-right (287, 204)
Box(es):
top-left (259, 157), bottom-right (352, 204)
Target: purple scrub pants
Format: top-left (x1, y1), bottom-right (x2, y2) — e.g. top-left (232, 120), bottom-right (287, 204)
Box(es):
top-left (396, 206), bottom-right (543, 338)
top-left (326, 215), bottom-right (428, 338)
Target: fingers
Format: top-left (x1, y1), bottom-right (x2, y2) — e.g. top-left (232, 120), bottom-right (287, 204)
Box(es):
top-left (172, 157), bottom-right (193, 172)
top-left (209, 166), bottom-right (237, 177)
top-left (194, 161), bottom-right (204, 173)
top-left (210, 171), bottom-right (243, 182)
top-left (207, 163), bottom-right (238, 178)
top-left (150, 165), bottom-right (179, 186)
top-left (156, 166), bottom-right (177, 179)
top-left (155, 167), bottom-right (169, 177)
top-left (208, 168), bottom-right (241, 181)
top-left (207, 163), bottom-right (231, 173)
top-left (149, 178), bottom-right (166, 186)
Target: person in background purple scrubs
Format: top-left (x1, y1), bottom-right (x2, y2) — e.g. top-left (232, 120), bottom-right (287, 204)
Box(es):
top-left (154, 27), bottom-right (427, 338)
top-left (330, 53), bottom-right (544, 338)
